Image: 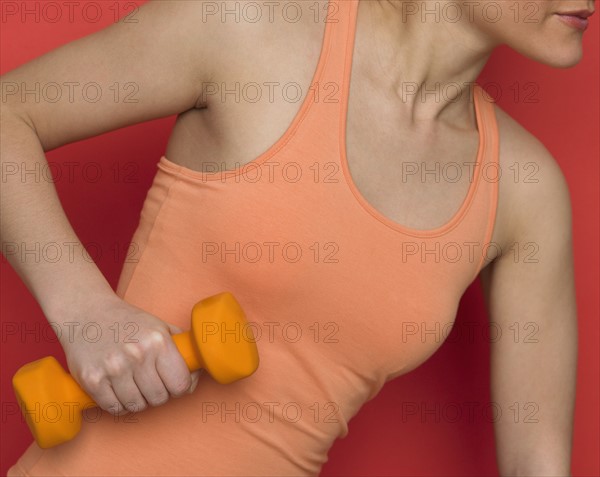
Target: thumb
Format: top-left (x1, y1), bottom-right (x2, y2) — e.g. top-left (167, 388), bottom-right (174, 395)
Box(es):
top-left (188, 370), bottom-right (203, 394)
top-left (166, 323), bottom-right (183, 335)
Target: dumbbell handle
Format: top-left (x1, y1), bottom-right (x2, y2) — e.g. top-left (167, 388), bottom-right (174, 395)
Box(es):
top-left (59, 330), bottom-right (205, 411)
top-left (172, 331), bottom-right (205, 371)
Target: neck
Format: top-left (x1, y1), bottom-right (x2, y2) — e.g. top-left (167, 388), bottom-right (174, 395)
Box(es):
top-left (358, 0), bottom-right (496, 126)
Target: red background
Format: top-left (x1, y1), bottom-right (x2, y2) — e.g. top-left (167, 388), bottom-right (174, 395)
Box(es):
top-left (1, 1), bottom-right (598, 476)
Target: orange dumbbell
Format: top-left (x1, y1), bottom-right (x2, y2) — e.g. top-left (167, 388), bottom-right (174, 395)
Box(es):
top-left (12, 291), bottom-right (259, 449)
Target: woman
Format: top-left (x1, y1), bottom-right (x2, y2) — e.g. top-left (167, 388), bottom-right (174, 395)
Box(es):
top-left (2, 0), bottom-right (589, 475)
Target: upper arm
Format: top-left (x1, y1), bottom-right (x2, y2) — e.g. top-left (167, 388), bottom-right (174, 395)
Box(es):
top-left (1, 0), bottom-right (218, 152)
top-left (479, 120), bottom-right (577, 474)
top-left (480, 118), bottom-right (576, 324)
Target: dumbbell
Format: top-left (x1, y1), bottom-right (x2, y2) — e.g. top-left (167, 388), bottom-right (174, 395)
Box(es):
top-left (12, 291), bottom-right (259, 449)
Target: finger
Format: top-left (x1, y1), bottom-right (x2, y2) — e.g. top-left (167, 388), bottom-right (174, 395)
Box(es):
top-left (133, 364), bottom-right (171, 407)
top-left (156, 341), bottom-right (192, 397)
top-left (187, 370), bottom-right (203, 395)
top-left (92, 383), bottom-right (128, 417)
top-left (111, 372), bottom-right (148, 413)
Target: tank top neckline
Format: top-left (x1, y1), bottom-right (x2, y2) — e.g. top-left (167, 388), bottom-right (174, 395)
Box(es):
top-left (337, 0), bottom-right (487, 238)
top-left (158, 0), bottom-right (492, 239)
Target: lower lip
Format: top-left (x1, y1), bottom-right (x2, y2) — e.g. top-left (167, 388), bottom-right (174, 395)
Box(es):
top-left (555, 14), bottom-right (589, 31)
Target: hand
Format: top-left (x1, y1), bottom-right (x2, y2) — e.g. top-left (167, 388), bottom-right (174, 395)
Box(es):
top-left (58, 295), bottom-right (201, 416)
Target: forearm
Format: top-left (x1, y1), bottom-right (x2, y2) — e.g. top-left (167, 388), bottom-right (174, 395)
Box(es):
top-left (1, 105), bottom-right (117, 332)
top-left (497, 434), bottom-right (572, 476)
top-left (491, 309), bottom-right (577, 477)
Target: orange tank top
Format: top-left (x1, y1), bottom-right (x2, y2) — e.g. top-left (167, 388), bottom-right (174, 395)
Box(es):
top-left (8, 1), bottom-right (499, 475)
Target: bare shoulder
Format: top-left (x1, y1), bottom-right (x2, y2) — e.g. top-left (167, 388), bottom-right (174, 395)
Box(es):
top-left (163, 0), bottom-right (327, 165)
top-left (484, 103), bottom-right (572, 268)
top-left (193, 0), bottom-right (326, 101)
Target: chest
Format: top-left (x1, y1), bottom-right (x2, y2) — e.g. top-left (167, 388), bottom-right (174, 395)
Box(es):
top-left (170, 84), bottom-right (482, 225)
top-left (165, 25), bottom-right (505, 271)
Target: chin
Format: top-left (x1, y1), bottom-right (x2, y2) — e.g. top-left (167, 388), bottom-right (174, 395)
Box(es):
top-left (540, 47), bottom-right (584, 68)
top-left (516, 43), bottom-right (585, 69)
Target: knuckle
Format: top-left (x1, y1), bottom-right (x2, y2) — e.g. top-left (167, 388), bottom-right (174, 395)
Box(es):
top-left (103, 353), bottom-right (128, 376)
top-left (135, 330), bottom-right (168, 356)
top-left (123, 342), bottom-right (145, 364)
top-left (99, 400), bottom-right (122, 416)
top-left (78, 366), bottom-right (106, 392)
top-left (148, 391), bottom-right (169, 407)
top-left (124, 401), bottom-right (147, 413)
top-left (170, 377), bottom-right (191, 397)
top-left (147, 330), bottom-right (168, 350)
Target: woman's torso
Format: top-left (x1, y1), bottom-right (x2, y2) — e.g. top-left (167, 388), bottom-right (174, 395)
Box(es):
top-left (9, 1), bottom-right (515, 476)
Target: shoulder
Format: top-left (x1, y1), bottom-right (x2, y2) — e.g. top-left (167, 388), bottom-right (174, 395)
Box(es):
top-left (490, 102), bottom-right (572, 257)
top-left (185, 0), bottom-right (323, 78)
